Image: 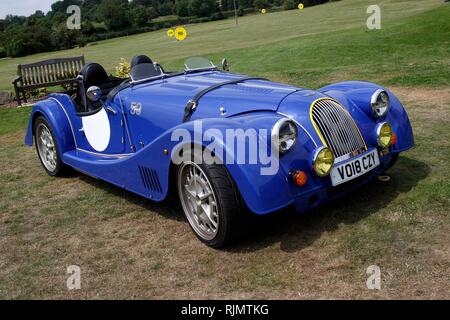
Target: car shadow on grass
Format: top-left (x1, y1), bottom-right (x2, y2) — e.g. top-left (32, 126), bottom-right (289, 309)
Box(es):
top-left (75, 175), bottom-right (186, 222)
top-left (74, 156), bottom-right (429, 252)
top-left (229, 156), bottom-right (430, 253)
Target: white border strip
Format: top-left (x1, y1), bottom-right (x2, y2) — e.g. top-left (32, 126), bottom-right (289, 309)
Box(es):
top-left (76, 148), bottom-right (132, 159)
top-left (49, 97), bottom-right (78, 149)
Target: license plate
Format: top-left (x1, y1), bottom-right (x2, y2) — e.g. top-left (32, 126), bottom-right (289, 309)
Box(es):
top-left (331, 149), bottom-right (380, 186)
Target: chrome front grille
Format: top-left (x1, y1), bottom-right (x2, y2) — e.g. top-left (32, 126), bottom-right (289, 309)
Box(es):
top-left (311, 99), bottom-right (367, 159)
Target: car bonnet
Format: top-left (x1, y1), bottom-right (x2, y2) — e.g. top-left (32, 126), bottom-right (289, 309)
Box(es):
top-left (125, 71), bottom-right (302, 121)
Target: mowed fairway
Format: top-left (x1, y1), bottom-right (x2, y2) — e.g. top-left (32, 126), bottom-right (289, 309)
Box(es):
top-left (0, 0), bottom-right (445, 91)
top-left (0, 1), bottom-right (449, 299)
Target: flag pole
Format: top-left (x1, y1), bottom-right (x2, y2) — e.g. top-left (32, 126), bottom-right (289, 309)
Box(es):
top-left (234, 0), bottom-right (238, 25)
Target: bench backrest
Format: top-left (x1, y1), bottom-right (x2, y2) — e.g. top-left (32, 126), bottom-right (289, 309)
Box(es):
top-left (18, 56), bottom-right (85, 86)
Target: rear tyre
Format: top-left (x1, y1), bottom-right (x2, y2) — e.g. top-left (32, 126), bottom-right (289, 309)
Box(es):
top-left (177, 152), bottom-right (245, 248)
top-left (34, 116), bottom-right (68, 177)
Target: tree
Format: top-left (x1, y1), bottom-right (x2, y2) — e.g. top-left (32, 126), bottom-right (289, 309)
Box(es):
top-left (84, 0), bottom-right (102, 6)
top-left (26, 10), bottom-right (49, 27)
top-left (51, 11), bottom-right (69, 25)
top-left (25, 25), bottom-right (54, 53)
top-left (133, 0), bottom-right (154, 5)
top-left (97, 0), bottom-right (131, 31)
top-left (50, 22), bottom-right (81, 50)
top-left (4, 15), bottom-right (26, 26)
top-left (253, 0), bottom-right (271, 9)
top-left (176, 0), bottom-right (190, 17)
top-left (2, 23), bottom-right (54, 57)
top-left (147, 7), bottom-right (160, 20)
top-left (51, 0), bottom-right (82, 13)
top-left (283, 0), bottom-right (298, 10)
top-left (130, 5), bottom-right (150, 27)
top-left (159, 1), bottom-right (175, 16)
top-left (189, 0), bottom-right (217, 17)
top-left (2, 30), bottom-right (26, 57)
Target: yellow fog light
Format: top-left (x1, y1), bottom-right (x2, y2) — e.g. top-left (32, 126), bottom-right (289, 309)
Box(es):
top-left (312, 147), bottom-right (334, 177)
top-left (376, 122), bottom-right (393, 149)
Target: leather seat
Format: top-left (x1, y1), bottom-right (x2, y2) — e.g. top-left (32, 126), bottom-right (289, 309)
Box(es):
top-left (130, 55), bottom-right (155, 81)
top-left (78, 63), bottom-right (118, 112)
top-left (81, 63), bottom-right (117, 93)
top-left (131, 55), bottom-right (153, 70)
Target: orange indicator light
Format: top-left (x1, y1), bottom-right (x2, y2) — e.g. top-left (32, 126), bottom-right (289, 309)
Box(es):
top-left (292, 171), bottom-right (308, 187)
top-left (391, 133), bottom-right (397, 145)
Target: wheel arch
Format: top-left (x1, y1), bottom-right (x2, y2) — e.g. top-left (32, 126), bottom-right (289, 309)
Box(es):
top-left (164, 118), bottom-right (294, 215)
top-left (25, 98), bottom-right (76, 154)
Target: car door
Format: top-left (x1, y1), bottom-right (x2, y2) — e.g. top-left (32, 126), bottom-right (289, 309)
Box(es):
top-left (74, 100), bottom-right (128, 155)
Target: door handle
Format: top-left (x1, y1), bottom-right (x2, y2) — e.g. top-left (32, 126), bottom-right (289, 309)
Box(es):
top-left (105, 106), bottom-right (117, 115)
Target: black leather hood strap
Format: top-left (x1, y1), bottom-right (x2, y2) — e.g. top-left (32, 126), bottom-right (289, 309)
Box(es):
top-left (182, 77), bottom-right (267, 123)
top-left (107, 80), bottom-right (131, 101)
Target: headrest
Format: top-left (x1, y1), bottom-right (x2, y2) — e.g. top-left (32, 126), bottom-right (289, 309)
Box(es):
top-left (80, 63), bottom-right (109, 88)
top-left (131, 55), bottom-right (153, 69)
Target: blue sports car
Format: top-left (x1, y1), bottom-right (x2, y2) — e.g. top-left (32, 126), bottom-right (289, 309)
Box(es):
top-left (25, 56), bottom-right (414, 247)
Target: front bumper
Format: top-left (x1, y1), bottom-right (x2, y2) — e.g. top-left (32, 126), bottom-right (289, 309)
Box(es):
top-left (291, 150), bottom-right (396, 214)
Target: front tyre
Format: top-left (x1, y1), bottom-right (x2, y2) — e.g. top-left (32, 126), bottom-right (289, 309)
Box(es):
top-left (34, 116), bottom-right (68, 177)
top-left (177, 158), bottom-right (244, 248)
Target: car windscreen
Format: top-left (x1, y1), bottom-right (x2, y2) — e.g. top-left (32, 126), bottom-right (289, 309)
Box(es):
top-left (130, 63), bottom-right (164, 82)
top-left (184, 57), bottom-right (216, 72)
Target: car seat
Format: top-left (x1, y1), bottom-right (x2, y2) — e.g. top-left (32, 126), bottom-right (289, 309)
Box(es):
top-left (77, 63), bottom-right (121, 113)
top-left (130, 55), bottom-right (156, 81)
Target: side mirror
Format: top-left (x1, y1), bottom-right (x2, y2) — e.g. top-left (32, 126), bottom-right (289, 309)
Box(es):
top-left (222, 58), bottom-right (230, 72)
top-left (86, 86), bottom-right (101, 102)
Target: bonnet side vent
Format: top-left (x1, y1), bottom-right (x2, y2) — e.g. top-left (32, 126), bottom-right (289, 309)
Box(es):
top-left (139, 166), bottom-right (162, 193)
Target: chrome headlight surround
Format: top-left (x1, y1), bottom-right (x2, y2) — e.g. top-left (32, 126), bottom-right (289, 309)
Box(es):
top-left (375, 122), bottom-right (393, 149)
top-left (271, 118), bottom-right (298, 154)
top-left (312, 146), bottom-right (335, 177)
top-left (371, 89), bottom-right (390, 118)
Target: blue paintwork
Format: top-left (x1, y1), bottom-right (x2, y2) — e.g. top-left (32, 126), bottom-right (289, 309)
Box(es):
top-left (25, 70), bottom-right (414, 215)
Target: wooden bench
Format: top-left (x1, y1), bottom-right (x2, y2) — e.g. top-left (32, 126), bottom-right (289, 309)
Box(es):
top-left (12, 56), bottom-right (85, 105)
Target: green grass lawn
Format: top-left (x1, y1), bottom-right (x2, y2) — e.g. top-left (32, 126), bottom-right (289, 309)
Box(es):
top-left (0, 0), bottom-right (445, 91)
top-left (0, 1), bottom-right (449, 299)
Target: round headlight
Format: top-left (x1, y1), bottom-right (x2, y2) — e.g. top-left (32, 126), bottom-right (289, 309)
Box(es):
top-left (312, 147), bottom-right (334, 177)
top-left (371, 89), bottom-right (390, 118)
top-left (272, 118), bottom-right (298, 154)
top-left (376, 122), bottom-right (393, 149)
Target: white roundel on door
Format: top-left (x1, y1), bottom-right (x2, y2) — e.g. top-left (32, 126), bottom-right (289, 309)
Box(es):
top-left (81, 108), bottom-right (111, 152)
